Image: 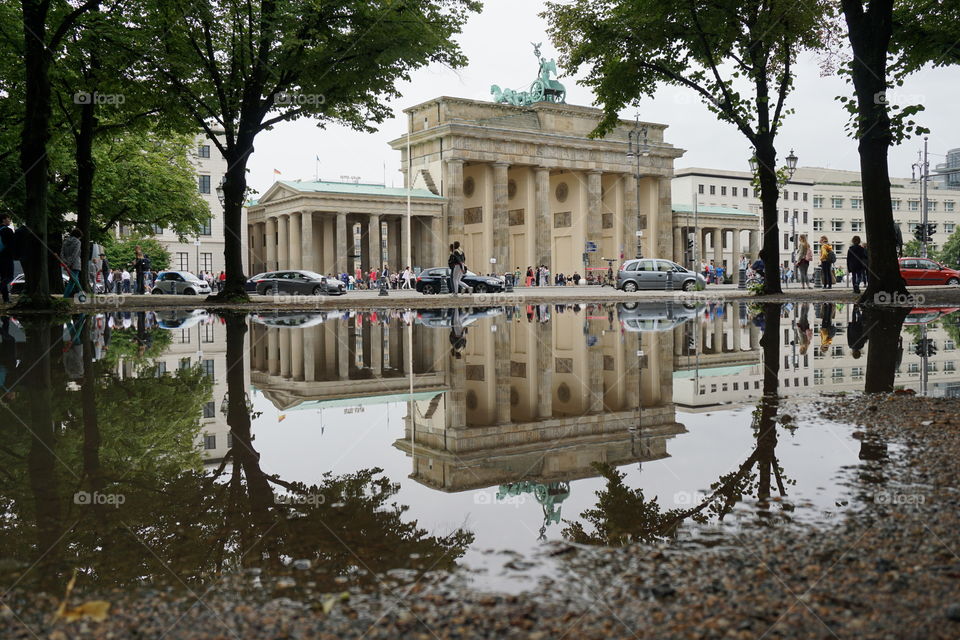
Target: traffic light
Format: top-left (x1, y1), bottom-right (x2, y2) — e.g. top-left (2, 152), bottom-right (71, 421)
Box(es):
top-left (914, 338), bottom-right (936, 358)
top-left (914, 224), bottom-right (936, 243)
top-left (914, 224), bottom-right (925, 242)
top-left (687, 239), bottom-right (694, 250)
top-left (927, 223), bottom-right (937, 237)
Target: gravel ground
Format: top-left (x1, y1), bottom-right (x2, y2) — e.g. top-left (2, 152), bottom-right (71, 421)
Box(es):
top-left (3, 393), bottom-right (960, 639)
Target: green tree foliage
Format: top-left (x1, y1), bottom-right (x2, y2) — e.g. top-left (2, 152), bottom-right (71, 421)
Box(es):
top-left (101, 234), bottom-right (170, 272)
top-left (545, 0), bottom-right (829, 295)
top-left (134, 0), bottom-right (481, 300)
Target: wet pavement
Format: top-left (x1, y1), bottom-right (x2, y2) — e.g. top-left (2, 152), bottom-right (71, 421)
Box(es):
top-left (0, 301), bottom-right (958, 636)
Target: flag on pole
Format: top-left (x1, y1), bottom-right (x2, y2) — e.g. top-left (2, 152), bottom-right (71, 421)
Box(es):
top-left (273, 168), bottom-right (281, 175)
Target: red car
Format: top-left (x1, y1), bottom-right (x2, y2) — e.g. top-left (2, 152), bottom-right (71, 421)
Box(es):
top-left (898, 257), bottom-right (960, 286)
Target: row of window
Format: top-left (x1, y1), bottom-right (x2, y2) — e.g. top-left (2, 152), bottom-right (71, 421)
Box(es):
top-left (174, 325), bottom-right (217, 344)
top-left (203, 433), bottom-right (234, 450)
top-left (814, 195), bottom-right (956, 212)
top-left (697, 183), bottom-right (810, 202)
top-left (175, 252), bottom-right (214, 273)
top-left (812, 219), bottom-right (958, 234)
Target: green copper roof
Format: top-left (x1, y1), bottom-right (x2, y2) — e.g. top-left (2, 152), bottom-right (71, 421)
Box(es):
top-left (673, 364), bottom-right (757, 378)
top-left (672, 204), bottom-right (758, 217)
top-left (279, 180), bottom-right (443, 200)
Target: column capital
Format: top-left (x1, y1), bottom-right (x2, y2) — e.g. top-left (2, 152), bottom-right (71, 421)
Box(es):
top-left (492, 161), bottom-right (511, 169)
top-left (445, 157), bottom-right (465, 167)
top-left (587, 169), bottom-right (604, 176)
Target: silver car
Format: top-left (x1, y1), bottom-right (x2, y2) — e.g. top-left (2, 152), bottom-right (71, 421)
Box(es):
top-left (617, 259), bottom-right (705, 292)
top-left (151, 271), bottom-right (212, 295)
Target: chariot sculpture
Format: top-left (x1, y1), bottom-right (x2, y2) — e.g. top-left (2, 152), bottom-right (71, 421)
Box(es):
top-left (490, 42), bottom-right (567, 107)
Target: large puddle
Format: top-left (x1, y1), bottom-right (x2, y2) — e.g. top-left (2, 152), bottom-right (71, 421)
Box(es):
top-left (0, 302), bottom-right (949, 595)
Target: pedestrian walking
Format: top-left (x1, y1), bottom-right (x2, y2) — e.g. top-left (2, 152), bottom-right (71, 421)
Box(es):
top-left (57, 227), bottom-right (83, 299)
top-left (402, 266), bottom-right (413, 289)
top-left (0, 214), bottom-right (15, 303)
top-left (847, 236), bottom-right (868, 294)
top-left (132, 245), bottom-right (148, 294)
top-left (795, 234), bottom-right (813, 289)
top-left (819, 236), bottom-right (835, 289)
top-left (121, 268), bottom-right (131, 293)
top-left (449, 241), bottom-right (470, 294)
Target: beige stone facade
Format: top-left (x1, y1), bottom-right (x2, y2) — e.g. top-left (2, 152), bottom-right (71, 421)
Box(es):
top-left (390, 97), bottom-right (684, 276)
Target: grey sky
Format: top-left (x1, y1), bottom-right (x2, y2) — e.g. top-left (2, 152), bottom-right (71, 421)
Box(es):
top-left (245, 1), bottom-right (957, 197)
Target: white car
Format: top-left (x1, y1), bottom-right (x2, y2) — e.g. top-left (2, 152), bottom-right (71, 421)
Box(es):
top-left (151, 271), bottom-right (211, 295)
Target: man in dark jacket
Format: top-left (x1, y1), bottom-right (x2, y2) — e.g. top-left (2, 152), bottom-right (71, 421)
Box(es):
top-left (846, 235), bottom-right (868, 294)
top-left (0, 215), bottom-right (14, 303)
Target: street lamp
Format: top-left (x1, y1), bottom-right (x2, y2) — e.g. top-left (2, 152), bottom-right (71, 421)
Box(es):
top-left (748, 154), bottom-right (759, 174)
top-left (785, 148), bottom-right (798, 179)
top-left (215, 177), bottom-right (225, 206)
top-left (627, 116), bottom-right (648, 259)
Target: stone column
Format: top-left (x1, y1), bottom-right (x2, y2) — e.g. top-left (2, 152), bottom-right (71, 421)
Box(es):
top-left (335, 211), bottom-right (348, 274)
top-left (291, 329), bottom-right (304, 380)
top-left (587, 171), bottom-right (602, 270)
top-left (370, 323), bottom-right (382, 376)
top-left (338, 321), bottom-right (350, 380)
top-left (535, 167), bottom-right (552, 268)
top-left (537, 322), bottom-right (553, 419)
top-left (658, 176), bottom-right (673, 262)
top-left (623, 175), bottom-right (639, 260)
top-left (277, 214), bottom-right (290, 270)
top-left (289, 212), bottom-right (302, 270)
top-left (267, 328), bottom-right (279, 376)
top-left (712, 228), bottom-right (722, 267)
top-left (400, 214), bottom-right (410, 269)
top-left (301, 211), bottom-right (315, 273)
top-left (266, 217), bottom-right (278, 271)
top-left (368, 214), bottom-right (382, 272)
top-left (732, 228), bottom-right (741, 284)
top-left (673, 227), bottom-right (684, 264)
top-left (492, 163), bottom-right (510, 272)
top-left (733, 320), bottom-right (742, 352)
top-left (748, 230), bottom-right (759, 259)
top-left (445, 158), bottom-right (465, 245)
top-left (279, 329), bottom-right (291, 378)
top-left (494, 316), bottom-right (511, 424)
top-left (304, 326), bottom-right (316, 382)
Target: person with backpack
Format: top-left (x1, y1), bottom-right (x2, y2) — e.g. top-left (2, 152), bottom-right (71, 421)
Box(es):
top-left (819, 235), bottom-right (836, 289)
top-left (846, 235), bottom-right (869, 294)
top-left (0, 215), bottom-right (15, 303)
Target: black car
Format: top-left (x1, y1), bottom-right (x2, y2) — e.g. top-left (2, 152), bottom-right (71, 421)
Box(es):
top-left (254, 270), bottom-right (346, 296)
top-left (415, 267), bottom-right (504, 294)
top-left (245, 273), bottom-right (268, 292)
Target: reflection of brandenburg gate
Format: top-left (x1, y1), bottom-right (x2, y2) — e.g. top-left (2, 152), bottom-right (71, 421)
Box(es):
top-left (394, 311), bottom-right (686, 492)
top-left (248, 311), bottom-right (686, 492)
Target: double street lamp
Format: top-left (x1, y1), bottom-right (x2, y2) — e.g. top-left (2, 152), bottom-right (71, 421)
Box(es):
top-left (627, 117), bottom-right (649, 259)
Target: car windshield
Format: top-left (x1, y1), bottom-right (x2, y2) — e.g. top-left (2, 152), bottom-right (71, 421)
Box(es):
top-left (300, 271), bottom-right (324, 280)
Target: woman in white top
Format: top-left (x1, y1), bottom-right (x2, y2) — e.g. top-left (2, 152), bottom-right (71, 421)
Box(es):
top-left (402, 267), bottom-right (413, 289)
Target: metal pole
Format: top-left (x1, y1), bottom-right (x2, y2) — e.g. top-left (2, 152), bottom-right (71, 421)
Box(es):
top-left (692, 182), bottom-right (699, 270)
top-left (635, 157), bottom-right (642, 259)
top-left (921, 137), bottom-right (929, 258)
top-left (406, 126), bottom-right (413, 271)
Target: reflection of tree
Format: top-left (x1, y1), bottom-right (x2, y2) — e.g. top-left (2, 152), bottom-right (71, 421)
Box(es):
top-left (863, 308), bottom-right (909, 393)
top-left (564, 304), bottom-right (793, 545)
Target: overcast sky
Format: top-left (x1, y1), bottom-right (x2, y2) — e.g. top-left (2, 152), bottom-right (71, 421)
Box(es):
top-left (245, 1), bottom-right (957, 197)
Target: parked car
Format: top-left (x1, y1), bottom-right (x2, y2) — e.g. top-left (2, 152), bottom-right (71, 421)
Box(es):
top-left (617, 259), bottom-right (705, 292)
top-left (9, 272), bottom-right (70, 296)
top-left (156, 310), bottom-right (210, 330)
top-left (251, 311), bottom-right (345, 328)
top-left (254, 270), bottom-right (346, 296)
top-left (898, 257), bottom-right (960, 286)
top-left (415, 267), bottom-right (504, 294)
top-left (150, 270), bottom-right (212, 295)
top-left (415, 307), bottom-right (504, 328)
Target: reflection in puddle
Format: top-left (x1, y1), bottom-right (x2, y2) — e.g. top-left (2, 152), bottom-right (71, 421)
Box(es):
top-left (0, 301), bottom-right (945, 596)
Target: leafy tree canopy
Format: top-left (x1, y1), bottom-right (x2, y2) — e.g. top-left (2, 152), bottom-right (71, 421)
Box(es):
top-left (101, 234), bottom-right (170, 272)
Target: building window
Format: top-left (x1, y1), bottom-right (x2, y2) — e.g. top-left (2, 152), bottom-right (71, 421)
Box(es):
top-left (802, 210), bottom-right (808, 224)
top-left (200, 217), bottom-right (212, 236)
top-left (177, 252), bottom-right (189, 271)
top-left (202, 324), bottom-right (215, 343)
top-left (178, 329), bottom-right (191, 344)
top-left (721, 186), bottom-right (727, 196)
top-left (200, 252), bottom-right (213, 273)
top-left (908, 362), bottom-right (920, 373)
top-left (831, 367), bottom-right (844, 378)
top-left (202, 401), bottom-right (216, 419)
top-left (793, 191), bottom-right (799, 201)
top-left (783, 210), bottom-right (789, 223)
top-left (908, 199), bottom-right (920, 211)
top-left (813, 219), bottom-right (824, 231)
top-left (946, 200), bottom-right (955, 212)
top-left (198, 175), bottom-right (211, 194)
top-left (709, 185), bottom-right (716, 195)
top-left (198, 145), bottom-right (211, 158)
top-left (831, 196), bottom-right (844, 208)
top-left (851, 198), bottom-right (862, 209)
top-left (204, 434), bottom-right (216, 450)
top-left (154, 361), bottom-right (167, 377)
top-left (783, 232), bottom-right (789, 248)
top-left (698, 184), bottom-right (705, 194)
top-left (892, 199), bottom-right (901, 210)
top-left (202, 359), bottom-right (215, 380)
top-left (179, 357), bottom-right (192, 370)
top-left (803, 192), bottom-right (808, 202)
top-left (851, 220), bottom-right (864, 232)
top-left (927, 200), bottom-right (937, 212)
top-left (946, 361), bottom-right (956, 372)
top-left (831, 220), bottom-right (843, 232)
top-left (851, 367), bottom-right (864, 377)
top-left (813, 195), bottom-right (824, 208)
top-left (742, 187), bottom-right (748, 197)
top-left (152, 224), bottom-right (163, 234)
top-left (946, 223), bottom-right (955, 234)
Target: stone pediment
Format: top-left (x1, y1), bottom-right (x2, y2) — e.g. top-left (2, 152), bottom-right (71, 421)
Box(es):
top-left (256, 182), bottom-right (301, 205)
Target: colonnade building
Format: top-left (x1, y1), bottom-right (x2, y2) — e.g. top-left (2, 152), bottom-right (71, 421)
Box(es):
top-left (247, 97), bottom-right (684, 277)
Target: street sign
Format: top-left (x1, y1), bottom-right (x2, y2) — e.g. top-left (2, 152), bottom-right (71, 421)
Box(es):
top-left (585, 241), bottom-right (598, 252)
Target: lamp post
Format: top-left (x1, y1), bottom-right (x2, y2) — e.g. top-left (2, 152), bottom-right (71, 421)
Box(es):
top-left (912, 137), bottom-right (930, 258)
top-left (748, 148), bottom-right (798, 274)
top-left (627, 116), bottom-right (648, 259)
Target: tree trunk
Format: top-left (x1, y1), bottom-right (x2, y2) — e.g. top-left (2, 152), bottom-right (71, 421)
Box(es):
top-left (20, 0), bottom-right (53, 302)
top-left (842, 0), bottom-right (907, 302)
top-left (756, 136), bottom-right (783, 294)
top-left (76, 100), bottom-right (97, 293)
top-left (759, 303), bottom-right (781, 394)
top-left (211, 136), bottom-right (253, 301)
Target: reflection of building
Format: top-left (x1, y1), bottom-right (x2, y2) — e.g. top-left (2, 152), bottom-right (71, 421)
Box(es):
top-left (394, 310), bottom-right (686, 492)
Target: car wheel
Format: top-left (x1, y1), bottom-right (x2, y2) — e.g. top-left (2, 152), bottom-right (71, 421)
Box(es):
top-left (263, 286), bottom-right (275, 296)
top-left (151, 288), bottom-right (163, 295)
top-left (622, 302), bottom-right (638, 311)
top-left (474, 283), bottom-right (488, 293)
top-left (622, 280), bottom-right (638, 292)
top-left (425, 284), bottom-right (437, 295)
top-left (312, 285), bottom-right (323, 296)
top-left (948, 277), bottom-right (959, 285)
top-left (682, 280), bottom-right (695, 291)
top-left (184, 288), bottom-right (196, 295)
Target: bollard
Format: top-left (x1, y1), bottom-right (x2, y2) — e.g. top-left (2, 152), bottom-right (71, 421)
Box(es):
top-left (738, 268), bottom-right (747, 290)
top-left (813, 266), bottom-right (823, 288)
top-left (504, 273), bottom-right (514, 293)
top-left (665, 270), bottom-right (674, 291)
top-left (378, 276), bottom-right (389, 296)
top-left (439, 274), bottom-right (451, 294)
